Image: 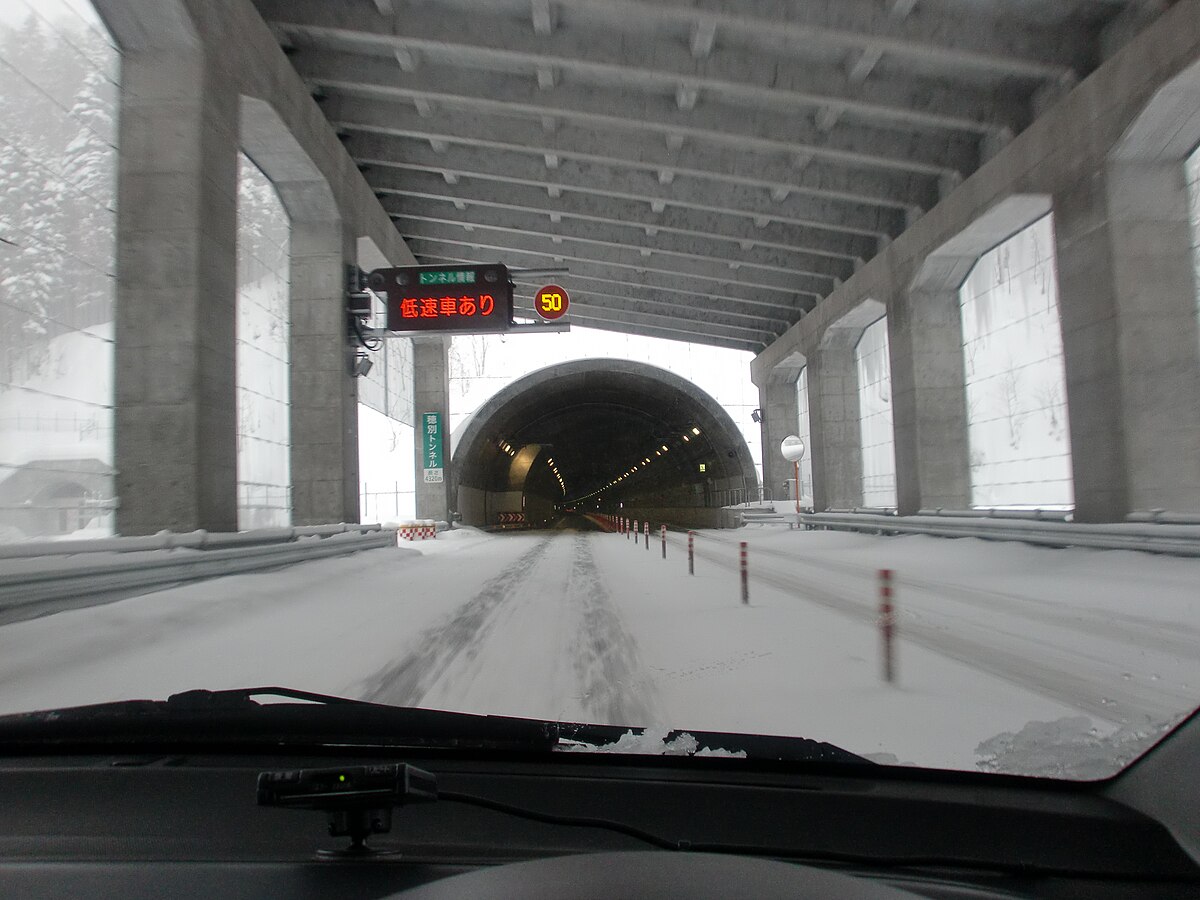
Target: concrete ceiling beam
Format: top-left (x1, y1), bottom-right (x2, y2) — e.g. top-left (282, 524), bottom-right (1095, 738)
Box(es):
top-left (391, 211), bottom-right (844, 282)
top-left (388, 204), bottom-right (851, 281)
top-left (295, 50), bottom-right (979, 176)
top-left (561, 313), bottom-right (762, 351)
top-left (516, 290), bottom-right (782, 339)
top-left (403, 233), bottom-right (825, 300)
top-left (328, 98), bottom-right (933, 217)
top-left (690, 19), bottom-right (717, 59)
top-left (421, 247), bottom-right (814, 317)
top-left (381, 182), bottom-right (880, 260)
top-left (257, 0), bottom-right (1026, 135)
top-left (557, 304), bottom-right (775, 347)
top-left (511, 278), bottom-right (796, 330)
top-left (547, 0), bottom-right (1089, 79)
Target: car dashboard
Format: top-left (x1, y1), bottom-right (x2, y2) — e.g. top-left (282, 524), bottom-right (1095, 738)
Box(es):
top-left (2, 740), bottom-right (1198, 899)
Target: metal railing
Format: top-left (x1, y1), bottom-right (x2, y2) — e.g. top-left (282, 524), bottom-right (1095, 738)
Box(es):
top-left (785, 510), bottom-right (1200, 557)
top-left (0, 524), bottom-right (399, 615)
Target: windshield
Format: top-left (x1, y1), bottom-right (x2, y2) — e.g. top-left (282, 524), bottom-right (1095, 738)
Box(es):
top-left (1, 0), bottom-right (1199, 781)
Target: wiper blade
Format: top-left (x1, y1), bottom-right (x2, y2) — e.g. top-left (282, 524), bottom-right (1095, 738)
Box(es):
top-left (0, 686), bottom-right (558, 752)
top-left (0, 687), bottom-right (870, 764)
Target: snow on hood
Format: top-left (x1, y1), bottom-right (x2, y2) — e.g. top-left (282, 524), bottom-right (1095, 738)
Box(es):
top-left (562, 725), bottom-right (747, 758)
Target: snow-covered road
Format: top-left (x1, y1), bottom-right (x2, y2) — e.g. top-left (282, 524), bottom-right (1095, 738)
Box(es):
top-left (1, 520), bottom-right (1197, 776)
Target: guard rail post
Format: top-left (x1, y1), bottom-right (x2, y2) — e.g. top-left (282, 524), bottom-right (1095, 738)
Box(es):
top-left (879, 569), bottom-right (896, 683)
top-left (688, 531), bottom-right (695, 575)
top-left (661, 525), bottom-right (666, 559)
top-left (740, 541), bottom-right (749, 605)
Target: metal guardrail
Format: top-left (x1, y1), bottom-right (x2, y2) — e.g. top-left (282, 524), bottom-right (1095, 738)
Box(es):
top-left (788, 511), bottom-right (1200, 557)
top-left (0, 523), bottom-right (386, 560)
top-left (0, 526), bottom-right (399, 612)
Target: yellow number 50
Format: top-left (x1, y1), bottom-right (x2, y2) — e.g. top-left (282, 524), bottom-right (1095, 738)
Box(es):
top-left (540, 292), bottom-right (562, 312)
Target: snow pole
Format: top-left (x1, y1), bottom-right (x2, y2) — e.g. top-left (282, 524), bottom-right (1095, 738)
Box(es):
top-left (661, 525), bottom-right (667, 559)
top-left (879, 568), bottom-right (896, 683)
top-left (739, 541), bottom-right (749, 605)
top-left (643, 521), bottom-right (649, 550)
top-left (687, 531), bottom-right (695, 575)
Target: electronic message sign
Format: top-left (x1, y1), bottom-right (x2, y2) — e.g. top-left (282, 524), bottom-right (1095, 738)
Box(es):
top-left (368, 264), bottom-right (514, 334)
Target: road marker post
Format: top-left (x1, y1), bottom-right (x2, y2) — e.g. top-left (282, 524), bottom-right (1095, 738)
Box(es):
top-left (644, 521), bottom-right (649, 550)
top-left (688, 531), bottom-right (695, 575)
top-left (879, 569), bottom-right (896, 683)
top-left (739, 541), bottom-right (749, 605)
top-left (661, 525), bottom-right (667, 559)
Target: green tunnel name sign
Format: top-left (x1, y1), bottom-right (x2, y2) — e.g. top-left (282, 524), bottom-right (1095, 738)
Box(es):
top-left (423, 412), bottom-right (443, 484)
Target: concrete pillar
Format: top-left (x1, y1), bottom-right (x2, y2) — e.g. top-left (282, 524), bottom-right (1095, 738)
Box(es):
top-left (808, 334), bottom-right (863, 510)
top-left (413, 336), bottom-right (453, 520)
top-left (888, 287), bottom-right (972, 514)
top-left (289, 222), bottom-right (361, 525)
top-left (113, 43), bottom-right (240, 535)
top-left (757, 377), bottom-right (799, 502)
top-left (1053, 162), bottom-right (1200, 520)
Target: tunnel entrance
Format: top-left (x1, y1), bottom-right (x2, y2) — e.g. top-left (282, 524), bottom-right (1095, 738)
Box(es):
top-left (452, 359), bottom-right (759, 528)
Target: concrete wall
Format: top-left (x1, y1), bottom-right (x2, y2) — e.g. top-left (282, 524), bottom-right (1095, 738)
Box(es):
top-left (752, 1), bottom-right (1200, 521)
top-left (94, 0), bottom-right (418, 534)
top-left (616, 508), bottom-right (730, 530)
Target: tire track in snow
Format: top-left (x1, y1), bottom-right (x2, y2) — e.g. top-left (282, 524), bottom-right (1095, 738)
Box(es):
top-left (567, 533), bottom-right (660, 727)
top-left (678, 536), bottom-right (1190, 725)
top-left (362, 536), bottom-right (553, 707)
top-left (695, 531), bottom-right (1200, 659)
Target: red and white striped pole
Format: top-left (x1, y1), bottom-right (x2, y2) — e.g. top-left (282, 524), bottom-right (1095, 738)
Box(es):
top-left (879, 568), bottom-right (896, 683)
top-left (661, 525), bottom-right (667, 559)
top-left (687, 531), bottom-right (695, 575)
top-left (739, 541), bottom-right (749, 605)
top-left (643, 521), bottom-right (649, 550)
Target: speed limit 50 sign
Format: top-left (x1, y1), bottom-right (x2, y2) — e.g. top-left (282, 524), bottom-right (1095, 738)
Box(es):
top-left (534, 284), bottom-right (570, 320)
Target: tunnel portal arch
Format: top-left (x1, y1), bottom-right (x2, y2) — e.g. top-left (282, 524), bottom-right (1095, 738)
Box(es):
top-left (452, 359), bottom-right (759, 526)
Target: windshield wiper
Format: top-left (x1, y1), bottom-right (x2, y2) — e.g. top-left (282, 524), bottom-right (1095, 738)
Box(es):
top-left (0, 686), bottom-right (870, 763)
top-left (0, 686), bottom-right (558, 753)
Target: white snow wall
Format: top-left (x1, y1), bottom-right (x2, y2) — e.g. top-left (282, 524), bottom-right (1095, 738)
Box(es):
top-left (355, 239), bottom-right (417, 525)
top-left (959, 215), bottom-right (1073, 509)
top-left (235, 154), bottom-right (291, 528)
top-left (855, 317), bottom-right (897, 508)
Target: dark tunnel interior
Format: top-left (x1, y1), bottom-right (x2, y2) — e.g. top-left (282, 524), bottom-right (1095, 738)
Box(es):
top-left (452, 360), bottom-right (759, 528)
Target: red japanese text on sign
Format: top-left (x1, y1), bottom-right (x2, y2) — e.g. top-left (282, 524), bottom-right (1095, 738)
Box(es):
top-left (378, 264), bottom-right (512, 333)
top-left (397, 293), bottom-right (499, 320)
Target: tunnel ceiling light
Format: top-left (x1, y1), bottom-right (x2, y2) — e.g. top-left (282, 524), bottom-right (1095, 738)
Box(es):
top-left (683, 435), bottom-right (690, 442)
top-left (692, 427), bottom-right (701, 435)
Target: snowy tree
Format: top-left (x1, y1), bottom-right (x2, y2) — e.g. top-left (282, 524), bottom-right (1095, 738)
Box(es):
top-left (0, 12), bottom-right (115, 376)
top-left (59, 60), bottom-right (116, 330)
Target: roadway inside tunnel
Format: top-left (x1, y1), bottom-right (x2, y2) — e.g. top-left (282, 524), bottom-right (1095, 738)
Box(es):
top-left (452, 359), bottom-right (759, 528)
top-left (5, 524), bottom-right (1199, 776)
